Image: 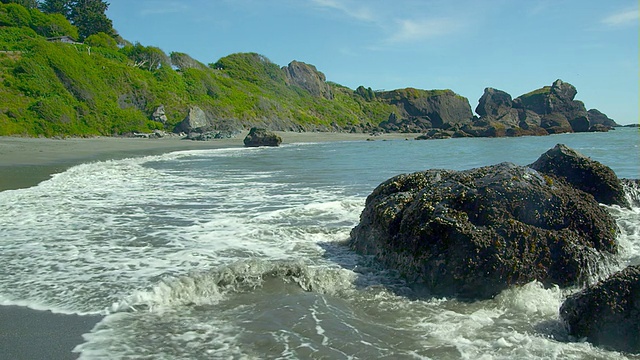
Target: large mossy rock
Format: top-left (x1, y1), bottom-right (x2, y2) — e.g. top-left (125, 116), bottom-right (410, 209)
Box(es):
top-left (529, 144), bottom-right (628, 207)
top-left (349, 146), bottom-right (620, 299)
top-left (560, 265), bottom-right (640, 353)
top-left (243, 127), bottom-right (282, 147)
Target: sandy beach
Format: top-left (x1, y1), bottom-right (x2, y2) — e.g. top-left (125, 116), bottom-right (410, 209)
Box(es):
top-left (0, 132), bottom-right (412, 191)
top-left (0, 131), bottom-right (412, 359)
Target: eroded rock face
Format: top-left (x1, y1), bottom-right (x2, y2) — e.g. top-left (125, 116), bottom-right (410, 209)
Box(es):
top-left (476, 88), bottom-right (513, 118)
top-left (349, 146), bottom-right (620, 299)
top-left (282, 61), bottom-right (333, 100)
top-left (529, 144), bottom-right (628, 207)
top-left (243, 127), bottom-right (282, 147)
top-left (378, 89), bottom-right (473, 131)
top-left (174, 106), bottom-right (210, 133)
top-left (152, 105), bottom-right (168, 124)
top-left (560, 265), bottom-right (640, 354)
top-left (587, 109), bottom-right (618, 128)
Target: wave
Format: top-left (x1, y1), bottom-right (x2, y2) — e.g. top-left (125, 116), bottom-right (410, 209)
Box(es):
top-left (603, 181), bottom-right (640, 267)
top-left (111, 259), bottom-right (358, 313)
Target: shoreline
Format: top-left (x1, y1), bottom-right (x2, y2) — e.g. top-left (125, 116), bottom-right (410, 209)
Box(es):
top-left (0, 131), bottom-right (411, 359)
top-left (0, 131), bottom-right (412, 192)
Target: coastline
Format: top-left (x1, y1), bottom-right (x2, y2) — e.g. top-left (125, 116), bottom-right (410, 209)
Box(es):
top-left (0, 131), bottom-right (411, 192)
top-left (0, 131), bottom-right (411, 359)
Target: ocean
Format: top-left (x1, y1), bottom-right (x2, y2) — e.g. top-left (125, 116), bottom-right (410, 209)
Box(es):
top-left (0, 128), bottom-right (638, 359)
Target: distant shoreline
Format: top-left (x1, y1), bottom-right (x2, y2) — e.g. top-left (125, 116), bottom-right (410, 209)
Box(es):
top-left (0, 131), bottom-right (413, 192)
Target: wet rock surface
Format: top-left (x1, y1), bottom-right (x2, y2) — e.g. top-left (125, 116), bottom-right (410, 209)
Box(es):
top-left (350, 145), bottom-right (620, 299)
top-left (560, 265), bottom-right (640, 353)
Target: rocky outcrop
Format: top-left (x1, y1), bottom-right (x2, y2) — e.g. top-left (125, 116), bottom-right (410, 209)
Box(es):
top-left (349, 145), bottom-right (619, 299)
top-left (560, 265), bottom-right (640, 353)
top-left (282, 61), bottom-right (333, 100)
top-left (466, 80), bottom-right (615, 138)
top-left (173, 106), bottom-right (210, 134)
top-left (473, 87), bottom-right (546, 136)
top-left (378, 89), bottom-right (473, 132)
top-left (529, 144), bottom-right (628, 207)
top-left (587, 109), bottom-right (618, 128)
top-left (243, 127), bottom-right (282, 147)
top-left (152, 105), bottom-right (168, 124)
top-left (515, 80), bottom-right (589, 133)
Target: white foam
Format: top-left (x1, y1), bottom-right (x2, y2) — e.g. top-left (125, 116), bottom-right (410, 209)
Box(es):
top-left (0, 150), bottom-right (365, 314)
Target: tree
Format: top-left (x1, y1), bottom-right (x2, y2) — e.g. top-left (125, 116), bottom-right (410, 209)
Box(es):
top-left (69, 0), bottom-right (112, 40)
top-left (29, 8), bottom-right (78, 38)
top-left (39, 0), bottom-right (112, 40)
top-left (38, 0), bottom-right (71, 16)
top-left (84, 31), bottom-right (117, 50)
top-left (1, 0), bottom-right (38, 9)
top-left (121, 43), bottom-right (170, 71)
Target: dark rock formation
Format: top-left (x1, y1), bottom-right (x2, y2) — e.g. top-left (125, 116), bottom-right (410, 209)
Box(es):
top-left (186, 129), bottom-right (239, 141)
top-left (471, 87), bottom-right (547, 136)
top-left (529, 144), bottom-right (628, 207)
top-left (174, 106), bottom-right (210, 133)
top-left (560, 265), bottom-right (640, 353)
top-left (152, 105), bottom-right (168, 124)
top-left (515, 80), bottom-right (589, 133)
top-left (282, 61), bottom-right (333, 100)
top-left (470, 80), bottom-right (617, 137)
top-left (350, 146), bottom-right (619, 299)
top-left (243, 127), bottom-right (282, 147)
top-left (378, 89), bottom-right (473, 132)
top-left (587, 109), bottom-right (618, 128)
top-left (476, 88), bottom-right (514, 118)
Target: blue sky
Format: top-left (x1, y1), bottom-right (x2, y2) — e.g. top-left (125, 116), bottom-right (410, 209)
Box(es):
top-left (107, 0), bottom-right (638, 125)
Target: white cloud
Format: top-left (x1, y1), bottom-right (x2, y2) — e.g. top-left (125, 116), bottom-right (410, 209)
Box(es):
top-left (386, 17), bottom-right (463, 44)
top-left (601, 7), bottom-right (638, 26)
top-left (310, 0), bottom-right (376, 22)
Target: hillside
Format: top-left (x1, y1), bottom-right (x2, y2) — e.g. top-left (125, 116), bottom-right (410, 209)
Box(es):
top-left (0, 3), bottom-right (618, 138)
top-left (0, 3), bottom-right (402, 136)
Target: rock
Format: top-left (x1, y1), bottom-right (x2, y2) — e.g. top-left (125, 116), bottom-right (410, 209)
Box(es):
top-left (282, 61), bottom-right (333, 100)
top-left (243, 127), bottom-right (282, 147)
top-left (350, 149), bottom-right (619, 299)
top-left (515, 79), bottom-right (589, 133)
top-left (187, 130), bottom-right (239, 141)
top-left (475, 88), bottom-right (513, 118)
top-left (377, 89), bottom-right (473, 130)
top-left (529, 144), bottom-right (628, 207)
top-left (588, 124), bottom-right (611, 132)
top-left (587, 109), bottom-right (618, 127)
top-left (560, 265), bottom-right (640, 353)
top-left (415, 129), bottom-right (454, 140)
top-left (540, 113), bottom-right (573, 134)
top-left (173, 106), bottom-right (210, 133)
top-left (152, 105), bottom-right (168, 124)
top-left (472, 88), bottom-right (548, 136)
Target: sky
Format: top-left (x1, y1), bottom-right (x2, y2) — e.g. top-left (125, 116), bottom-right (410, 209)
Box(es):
top-left (107, 0), bottom-right (639, 125)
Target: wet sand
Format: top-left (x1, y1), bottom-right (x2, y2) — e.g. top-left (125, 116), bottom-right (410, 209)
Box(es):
top-left (0, 131), bottom-right (413, 359)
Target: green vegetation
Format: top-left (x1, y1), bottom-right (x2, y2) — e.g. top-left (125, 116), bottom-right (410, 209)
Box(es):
top-left (519, 86), bottom-right (551, 99)
top-left (0, 3), bottom-right (417, 137)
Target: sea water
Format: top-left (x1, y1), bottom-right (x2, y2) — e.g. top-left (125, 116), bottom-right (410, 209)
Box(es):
top-left (0, 128), bottom-right (639, 359)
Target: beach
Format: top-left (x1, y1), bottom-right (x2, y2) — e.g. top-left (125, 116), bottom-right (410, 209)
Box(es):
top-left (0, 131), bottom-right (411, 359)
